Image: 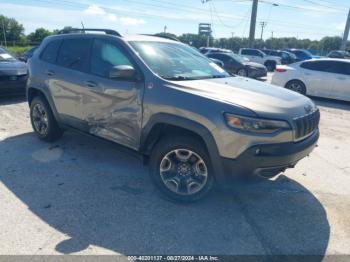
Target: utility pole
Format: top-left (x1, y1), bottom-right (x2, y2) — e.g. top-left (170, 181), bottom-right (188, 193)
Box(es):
top-left (260, 21), bottom-right (267, 40)
top-left (271, 31), bottom-right (274, 39)
top-left (341, 8), bottom-right (350, 51)
top-left (1, 17), bottom-right (6, 47)
top-left (249, 0), bottom-right (258, 47)
top-left (164, 25), bottom-right (167, 34)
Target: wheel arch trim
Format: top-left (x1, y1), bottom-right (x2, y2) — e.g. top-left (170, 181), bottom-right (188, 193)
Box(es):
top-left (27, 86), bottom-right (61, 124)
top-left (140, 113), bottom-right (225, 182)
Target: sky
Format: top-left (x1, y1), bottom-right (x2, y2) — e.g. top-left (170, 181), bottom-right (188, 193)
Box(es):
top-left (0, 0), bottom-right (349, 40)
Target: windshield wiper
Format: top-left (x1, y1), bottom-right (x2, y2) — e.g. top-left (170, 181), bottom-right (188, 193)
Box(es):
top-left (161, 75), bottom-right (196, 81)
top-left (211, 75), bottom-right (229, 78)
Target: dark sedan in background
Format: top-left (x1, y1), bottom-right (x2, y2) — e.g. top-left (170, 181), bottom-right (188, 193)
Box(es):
top-left (283, 48), bottom-right (320, 61)
top-left (327, 50), bottom-right (350, 59)
top-left (0, 47), bottom-right (28, 96)
top-left (207, 52), bottom-right (267, 78)
top-left (260, 49), bottom-right (297, 64)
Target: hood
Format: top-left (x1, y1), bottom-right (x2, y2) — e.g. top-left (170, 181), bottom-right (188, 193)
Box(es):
top-left (244, 61), bottom-right (266, 69)
top-left (167, 76), bottom-right (315, 119)
top-left (0, 60), bottom-right (27, 76)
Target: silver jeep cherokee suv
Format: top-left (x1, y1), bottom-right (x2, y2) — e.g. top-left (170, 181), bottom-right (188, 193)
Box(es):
top-left (27, 29), bottom-right (320, 202)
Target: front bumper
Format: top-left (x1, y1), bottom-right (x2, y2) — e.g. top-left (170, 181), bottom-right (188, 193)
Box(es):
top-left (219, 129), bottom-right (319, 179)
top-left (0, 75), bottom-right (27, 95)
top-left (248, 67), bottom-right (267, 78)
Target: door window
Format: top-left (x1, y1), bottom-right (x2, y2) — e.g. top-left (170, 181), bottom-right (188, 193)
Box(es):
top-left (208, 54), bottom-right (229, 63)
top-left (57, 38), bottom-right (92, 71)
top-left (90, 39), bottom-right (133, 78)
top-left (241, 49), bottom-right (251, 55)
top-left (334, 62), bottom-right (350, 76)
top-left (241, 49), bottom-right (257, 56)
top-left (300, 61), bottom-right (339, 73)
top-left (40, 40), bottom-right (62, 64)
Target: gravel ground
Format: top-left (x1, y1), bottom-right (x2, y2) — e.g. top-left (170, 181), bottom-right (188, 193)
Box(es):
top-left (0, 85), bottom-right (350, 257)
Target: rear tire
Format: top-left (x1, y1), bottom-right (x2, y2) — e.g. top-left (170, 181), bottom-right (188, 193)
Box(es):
top-left (149, 135), bottom-right (214, 202)
top-left (30, 96), bottom-right (63, 142)
top-left (285, 80), bottom-right (306, 95)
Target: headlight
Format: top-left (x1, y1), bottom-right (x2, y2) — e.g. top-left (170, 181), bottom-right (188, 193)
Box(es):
top-left (224, 113), bottom-right (290, 134)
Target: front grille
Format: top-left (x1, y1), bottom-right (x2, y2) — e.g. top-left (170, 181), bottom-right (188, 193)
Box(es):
top-left (0, 74), bottom-right (27, 81)
top-left (293, 109), bottom-right (320, 140)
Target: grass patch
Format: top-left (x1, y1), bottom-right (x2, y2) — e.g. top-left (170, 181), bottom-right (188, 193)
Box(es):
top-left (1, 46), bottom-right (34, 56)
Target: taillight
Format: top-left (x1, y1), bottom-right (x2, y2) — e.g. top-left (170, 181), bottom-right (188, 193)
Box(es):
top-left (275, 67), bottom-right (286, 72)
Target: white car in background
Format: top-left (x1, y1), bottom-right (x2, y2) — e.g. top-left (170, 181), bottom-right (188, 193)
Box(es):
top-left (271, 58), bottom-right (350, 102)
top-left (238, 48), bottom-right (281, 71)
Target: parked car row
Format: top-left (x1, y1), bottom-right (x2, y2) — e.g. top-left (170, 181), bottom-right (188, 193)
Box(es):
top-left (199, 47), bottom-right (323, 75)
top-left (200, 47), bottom-right (268, 78)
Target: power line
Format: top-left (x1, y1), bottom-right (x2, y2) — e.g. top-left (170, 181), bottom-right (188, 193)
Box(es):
top-left (209, 1), bottom-right (251, 29)
top-left (260, 0), bottom-right (348, 14)
top-left (300, 0), bottom-right (347, 12)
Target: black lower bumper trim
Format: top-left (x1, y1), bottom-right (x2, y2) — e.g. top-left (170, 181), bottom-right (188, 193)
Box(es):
top-left (220, 129), bottom-right (319, 179)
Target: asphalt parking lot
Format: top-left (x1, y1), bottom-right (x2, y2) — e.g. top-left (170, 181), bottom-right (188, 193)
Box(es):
top-left (0, 75), bottom-right (350, 257)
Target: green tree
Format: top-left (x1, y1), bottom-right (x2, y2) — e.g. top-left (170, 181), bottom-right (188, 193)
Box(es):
top-left (0, 14), bottom-right (25, 43)
top-left (27, 27), bottom-right (52, 44)
top-left (319, 36), bottom-right (342, 53)
top-left (154, 32), bottom-right (178, 40)
top-left (178, 33), bottom-right (212, 48)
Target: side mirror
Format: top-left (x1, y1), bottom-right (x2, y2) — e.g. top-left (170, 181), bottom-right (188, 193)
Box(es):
top-left (109, 65), bottom-right (136, 80)
top-left (18, 56), bottom-right (26, 62)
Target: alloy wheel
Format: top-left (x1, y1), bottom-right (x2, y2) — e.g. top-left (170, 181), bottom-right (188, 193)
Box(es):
top-left (32, 103), bottom-right (49, 136)
top-left (237, 69), bottom-right (247, 76)
top-left (288, 82), bottom-right (303, 93)
top-left (159, 149), bottom-right (208, 195)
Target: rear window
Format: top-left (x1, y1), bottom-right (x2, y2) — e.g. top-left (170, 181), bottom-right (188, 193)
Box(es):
top-left (40, 40), bottom-right (62, 63)
top-left (57, 38), bottom-right (92, 71)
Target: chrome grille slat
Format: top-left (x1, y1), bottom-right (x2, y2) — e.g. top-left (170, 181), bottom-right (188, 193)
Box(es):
top-left (293, 109), bottom-right (320, 140)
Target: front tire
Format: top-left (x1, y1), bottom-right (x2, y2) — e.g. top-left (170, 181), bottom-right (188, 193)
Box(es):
top-left (149, 135), bottom-right (214, 202)
top-left (30, 96), bottom-right (63, 142)
top-left (237, 68), bottom-right (248, 77)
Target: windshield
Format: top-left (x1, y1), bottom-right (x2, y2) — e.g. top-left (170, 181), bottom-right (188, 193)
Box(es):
top-left (300, 49), bottom-right (313, 57)
top-left (229, 53), bottom-right (246, 63)
top-left (129, 41), bottom-right (230, 80)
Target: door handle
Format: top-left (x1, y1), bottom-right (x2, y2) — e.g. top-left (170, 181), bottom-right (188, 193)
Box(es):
top-left (46, 70), bottom-right (55, 76)
top-left (85, 80), bottom-right (98, 88)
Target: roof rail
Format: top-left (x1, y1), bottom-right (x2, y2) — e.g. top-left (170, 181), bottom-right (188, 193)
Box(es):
top-left (58, 28), bottom-right (122, 37)
top-left (142, 34), bottom-right (180, 42)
